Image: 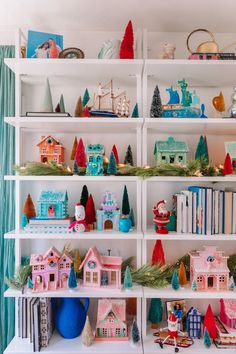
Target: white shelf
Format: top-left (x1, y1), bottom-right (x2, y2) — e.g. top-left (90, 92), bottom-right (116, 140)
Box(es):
top-left (4, 333), bottom-right (143, 354)
top-left (144, 118), bottom-right (236, 135)
top-left (144, 229), bottom-right (236, 240)
top-left (144, 176), bottom-right (236, 182)
top-left (4, 58), bottom-right (143, 79)
top-left (4, 175), bottom-right (140, 182)
top-left (4, 229), bottom-right (143, 240)
top-left (143, 285), bottom-right (236, 299)
top-left (143, 329), bottom-right (235, 354)
top-left (4, 284), bottom-right (143, 299)
top-left (144, 59), bottom-right (236, 86)
top-left (4, 117), bottom-right (144, 134)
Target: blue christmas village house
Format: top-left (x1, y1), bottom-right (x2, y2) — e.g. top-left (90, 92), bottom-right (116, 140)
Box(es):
top-left (154, 136), bottom-right (189, 165)
top-left (186, 307), bottom-right (202, 339)
top-left (97, 191), bottom-right (120, 231)
top-left (37, 190), bottom-right (68, 219)
top-left (85, 143), bottom-right (104, 176)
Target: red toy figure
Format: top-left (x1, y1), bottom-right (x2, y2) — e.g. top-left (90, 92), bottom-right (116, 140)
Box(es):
top-left (153, 200), bottom-right (170, 234)
top-left (159, 313), bottom-right (185, 352)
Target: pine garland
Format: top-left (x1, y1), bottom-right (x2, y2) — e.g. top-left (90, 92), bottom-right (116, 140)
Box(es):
top-left (5, 265), bottom-right (32, 291)
top-left (14, 161), bottom-right (73, 176)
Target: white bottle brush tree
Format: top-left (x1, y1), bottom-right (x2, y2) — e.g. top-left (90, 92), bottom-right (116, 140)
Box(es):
top-left (81, 315), bottom-right (94, 347)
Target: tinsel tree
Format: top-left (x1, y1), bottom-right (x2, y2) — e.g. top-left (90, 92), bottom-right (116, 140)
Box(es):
top-left (75, 138), bottom-right (86, 167)
top-left (203, 328), bottom-right (212, 348)
top-left (112, 144), bottom-right (119, 164)
top-left (81, 315), bottom-right (94, 347)
top-left (68, 264), bottom-right (77, 290)
top-left (178, 261), bottom-right (187, 286)
top-left (21, 213), bottom-right (28, 228)
top-left (80, 185), bottom-right (89, 208)
top-left (150, 85), bottom-right (162, 118)
top-left (131, 319), bottom-right (140, 345)
top-left (124, 266), bottom-right (133, 290)
top-left (131, 103), bottom-right (139, 118)
top-left (191, 279), bottom-right (197, 291)
top-left (148, 298), bottom-right (163, 329)
top-left (195, 135), bottom-right (209, 163)
top-left (223, 153), bottom-right (233, 175)
top-left (82, 88), bottom-right (90, 107)
top-left (120, 20), bottom-right (134, 59)
top-left (129, 208), bottom-right (135, 227)
top-left (41, 77), bottom-right (53, 112)
top-left (107, 151), bottom-right (117, 175)
top-left (73, 161), bottom-right (79, 175)
top-left (85, 194), bottom-right (96, 227)
top-left (171, 269), bottom-right (180, 290)
top-left (74, 96), bottom-right (84, 117)
top-left (203, 304), bottom-right (217, 339)
top-left (23, 194), bottom-right (36, 221)
top-left (73, 250), bottom-right (81, 275)
top-left (59, 94), bottom-right (65, 113)
top-left (27, 276), bottom-right (33, 289)
top-left (70, 137), bottom-right (78, 161)
top-left (122, 185), bottom-right (130, 216)
top-left (151, 240), bottom-right (165, 266)
top-left (124, 145), bottom-right (134, 165)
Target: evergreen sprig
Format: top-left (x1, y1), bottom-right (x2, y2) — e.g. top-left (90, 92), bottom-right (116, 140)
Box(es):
top-left (14, 161), bottom-right (73, 176)
top-left (5, 265), bottom-right (32, 291)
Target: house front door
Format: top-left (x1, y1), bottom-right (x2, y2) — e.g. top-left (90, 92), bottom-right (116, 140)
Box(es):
top-left (111, 271), bottom-right (116, 285)
top-left (48, 273), bottom-right (56, 290)
top-left (104, 220), bottom-right (113, 229)
top-left (207, 276), bottom-right (214, 288)
top-left (42, 156), bottom-right (48, 163)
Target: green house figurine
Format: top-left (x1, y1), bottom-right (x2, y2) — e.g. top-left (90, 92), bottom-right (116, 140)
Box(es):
top-left (154, 136), bottom-right (189, 165)
top-left (85, 144), bottom-right (104, 176)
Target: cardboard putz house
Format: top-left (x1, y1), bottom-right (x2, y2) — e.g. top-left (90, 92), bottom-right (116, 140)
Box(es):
top-left (37, 135), bottom-right (65, 164)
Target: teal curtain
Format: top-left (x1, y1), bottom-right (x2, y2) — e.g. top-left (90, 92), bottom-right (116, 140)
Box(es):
top-left (0, 46), bottom-right (15, 354)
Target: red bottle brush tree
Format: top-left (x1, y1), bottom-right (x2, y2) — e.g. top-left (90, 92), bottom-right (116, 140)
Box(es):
top-left (120, 20), bottom-right (134, 59)
top-left (112, 144), bottom-right (119, 164)
top-left (151, 240), bottom-right (166, 266)
top-left (75, 138), bottom-right (86, 167)
top-left (223, 153), bottom-right (233, 175)
top-left (203, 304), bottom-right (217, 339)
top-left (83, 106), bottom-right (90, 117)
top-left (85, 194), bottom-right (96, 229)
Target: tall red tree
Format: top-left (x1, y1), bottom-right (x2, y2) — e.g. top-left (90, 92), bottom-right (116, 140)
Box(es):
top-left (203, 304), bottom-right (217, 339)
top-left (75, 138), bottom-right (86, 167)
top-left (85, 194), bottom-right (96, 225)
top-left (120, 20), bottom-right (134, 59)
top-left (112, 144), bottom-right (119, 164)
top-left (223, 153), bottom-right (233, 175)
top-left (151, 240), bottom-right (165, 266)
top-left (83, 106), bottom-right (90, 117)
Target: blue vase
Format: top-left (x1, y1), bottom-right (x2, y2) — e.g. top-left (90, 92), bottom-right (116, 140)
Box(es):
top-left (119, 218), bottom-right (132, 233)
top-left (55, 298), bottom-right (90, 339)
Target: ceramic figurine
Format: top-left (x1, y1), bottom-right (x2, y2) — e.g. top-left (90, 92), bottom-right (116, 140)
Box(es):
top-left (68, 203), bottom-right (89, 232)
top-left (154, 137), bottom-right (189, 165)
top-left (166, 87), bottom-right (180, 104)
top-left (191, 90), bottom-right (200, 107)
top-left (200, 103), bottom-right (207, 118)
top-left (85, 144), bottom-right (104, 176)
top-left (186, 307), bottom-right (201, 339)
top-left (212, 91), bottom-right (225, 116)
top-left (153, 200), bottom-right (171, 234)
top-left (79, 247), bottom-right (122, 289)
top-left (95, 299), bottom-right (128, 341)
top-left (30, 246), bottom-right (73, 292)
top-left (228, 86), bottom-right (236, 118)
top-left (178, 79), bottom-right (192, 107)
top-left (119, 217), bottom-right (131, 233)
top-left (37, 135), bottom-right (65, 164)
top-left (189, 246), bottom-right (230, 291)
top-left (160, 43), bottom-right (176, 59)
top-left (96, 191), bottom-right (120, 231)
top-left (98, 39), bottom-right (120, 59)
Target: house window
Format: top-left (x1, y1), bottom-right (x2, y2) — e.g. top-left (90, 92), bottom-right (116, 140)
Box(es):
top-left (169, 155), bottom-right (175, 163)
top-left (86, 272), bottom-right (91, 282)
top-left (178, 155), bottom-right (183, 161)
top-left (111, 271), bottom-right (116, 283)
top-left (93, 272), bottom-right (98, 283)
top-left (59, 264), bottom-right (64, 269)
top-left (42, 148), bottom-right (46, 153)
top-left (197, 276), bottom-right (203, 282)
top-left (162, 156), bottom-right (166, 161)
top-left (53, 157), bottom-right (57, 162)
top-left (89, 156), bottom-right (93, 162)
top-left (66, 263), bottom-right (70, 268)
top-left (102, 328), bottom-right (107, 336)
top-left (219, 275), bottom-right (225, 283)
top-left (116, 328), bottom-right (120, 336)
top-left (40, 265), bottom-right (45, 270)
top-left (34, 265), bottom-right (38, 271)
top-left (54, 148), bottom-right (58, 153)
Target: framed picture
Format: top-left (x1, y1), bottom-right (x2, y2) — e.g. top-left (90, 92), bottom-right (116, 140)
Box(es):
top-left (59, 48), bottom-right (85, 59)
top-left (27, 30), bottom-right (63, 59)
top-left (166, 299), bottom-right (187, 330)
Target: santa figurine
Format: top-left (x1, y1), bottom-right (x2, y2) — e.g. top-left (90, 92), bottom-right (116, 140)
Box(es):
top-left (153, 200), bottom-right (171, 234)
top-left (159, 312), bottom-right (184, 352)
top-left (68, 203), bottom-right (89, 233)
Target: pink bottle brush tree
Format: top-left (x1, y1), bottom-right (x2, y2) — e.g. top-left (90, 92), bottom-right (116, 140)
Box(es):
top-left (75, 138), bottom-right (86, 167)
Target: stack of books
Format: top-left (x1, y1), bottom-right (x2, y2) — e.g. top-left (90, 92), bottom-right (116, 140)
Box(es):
top-left (215, 316), bottom-right (236, 349)
top-left (24, 217), bottom-right (73, 234)
top-left (174, 186), bottom-right (236, 235)
top-left (18, 297), bottom-right (53, 352)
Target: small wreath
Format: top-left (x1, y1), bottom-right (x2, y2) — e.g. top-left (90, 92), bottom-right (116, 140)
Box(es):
top-left (59, 47), bottom-right (85, 59)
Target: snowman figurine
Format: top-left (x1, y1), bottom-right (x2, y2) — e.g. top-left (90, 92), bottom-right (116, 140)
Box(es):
top-left (68, 203), bottom-right (89, 233)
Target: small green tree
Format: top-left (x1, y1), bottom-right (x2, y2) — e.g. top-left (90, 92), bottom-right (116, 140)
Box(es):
top-left (83, 88), bottom-right (90, 107)
top-left (124, 145), bottom-right (134, 166)
top-left (73, 161), bottom-right (79, 175)
top-left (191, 279), bottom-right (197, 291)
top-left (124, 266), bottom-right (133, 290)
top-left (80, 185), bottom-right (89, 208)
top-left (203, 328), bottom-right (212, 348)
top-left (195, 135), bottom-right (209, 163)
top-left (107, 151), bottom-right (117, 175)
top-left (131, 103), bottom-right (139, 118)
top-left (150, 85), bottom-right (162, 118)
top-left (122, 185), bottom-right (130, 216)
top-left (59, 94), bottom-right (65, 113)
top-left (171, 269), bottom-right (180, 290)
top-left (68, 264), bottom-right (77, 290)
top-left (131, 319), bottom-right (140, 344)
top-left (27, 276), bottom-right (33, 289)
top-left (21, 214), bottom-right (28, 228)
top-left (148, 298), bottom-right (163, 328)
top-left (228, 276), bottom-right (235, 290)
top-left (129, 208), bottom-right (135, 227)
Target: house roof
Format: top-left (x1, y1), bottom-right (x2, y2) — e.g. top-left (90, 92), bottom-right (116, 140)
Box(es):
top-left (44, 246), bottom-right (62, 260)
top-left (30, 246), bottom-right (62, 266)
top-left (155, 137), bottom-right (189, 154)
top-left (189, 246), bottom-right (229, 274)
top-left (59, 251), bottom-right (73, 263)
top-left (37, 135), bottom-right (64, 148)
top-left (38, 190), bottom-right (68, 203)
top-left (79, 246), bottom-right (122, 271)
top-left (187, 307), bottom-right (201, 317)
top-left (220, 299), bottom-right (236, 320)
top-left (97, 299), bottom-right (126, 322)
top-left (85, 143), bottom-right (104, 154)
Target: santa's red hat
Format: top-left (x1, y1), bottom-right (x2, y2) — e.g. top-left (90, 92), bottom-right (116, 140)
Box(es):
top-left (76, 203), bottom-right (82, 206)
top-left (169, 313), bottom-right (177, 322)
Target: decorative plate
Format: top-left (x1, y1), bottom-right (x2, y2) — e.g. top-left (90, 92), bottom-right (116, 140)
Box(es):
top-left (59, 47), bottom-right (85, 59)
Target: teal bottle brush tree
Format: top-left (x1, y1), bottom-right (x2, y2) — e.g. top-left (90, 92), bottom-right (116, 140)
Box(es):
top-left (124, 266), bottom-right (133, 290)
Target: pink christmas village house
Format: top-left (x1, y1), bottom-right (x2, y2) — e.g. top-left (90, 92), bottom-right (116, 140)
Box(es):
top-left (79, 247), bottom-right (122, 289)
top-left (30, 246), bottom-right (73, 292)
top-left (189, 246), bottom-right (229, 291)
top-left (220, 299), bottom-right (236, 330)
top-left (95, 299), bottom-right (128, 341)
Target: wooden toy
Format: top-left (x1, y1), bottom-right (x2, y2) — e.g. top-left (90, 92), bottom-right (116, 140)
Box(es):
top-left (220, 299), bottom-right (236, 330)
top-left (153, 200), bottom-right (171, 234)
top-left (186, 307), bottom-right (201, 339)
top-left (37, 135), bottom-right (65, 164)
top-left (30, 246), bottom-right (73, 292)
top-left (85, 144), bottom-right (104, 176)
top-left (95, 299), bottom-right (128, 341)
top-left (79, 247), bottom-right (122, 289)
top-left (189, 246), bottom-right (230, 291)
top-left (37, 190), bottom-right (68, 219)
top-left (96, 191), bottom-right (120, 231)
top-left (154, 137), bottom-right (188, 165)
top-left (68, 203), bottom-right (89, 232)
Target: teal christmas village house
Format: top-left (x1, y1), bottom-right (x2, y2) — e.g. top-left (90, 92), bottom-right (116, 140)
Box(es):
top-left (154, 136), bottom-right (188, 165)
top-left (37, 190), bottom-right (68, 219)
top-left (86, 143), bottom-right (104, 176)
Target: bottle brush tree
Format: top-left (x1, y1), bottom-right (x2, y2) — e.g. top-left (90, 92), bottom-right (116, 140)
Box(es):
top-left (120, 20), bottom-right (134, 59)
top-left (73, 250), bottom-right (81, 275)
top-left (85, 194), bottom-right (96, 227)
top-left (73, 161), bottom-right (79, 175)
top-left (23, 194), bottom-right (36, 221)
top-left (81, 315), bottom-right (94, 347)
top-left (80, 185), bottom-right (89, 208)
top-left (82, 88), bottom-right (90, 107)
top-left (124, 145), bottom-right (134, 166)
top-left (228, 275), bottom-right (235, 290)
top-left (223, 153), bottom-right (233, 175)
top-left (195, 135), bottom-right (209, 163)
top-left (55, 102), bottom-right (61, 112)
top-left (131, 319), bottom-right (140, 345)
top-left (150, 85), bottom-right (162, 118)
top-left (41, 77), bottom-right (53, 112)
top-left (151, 240), bottom-right (165, 266)
top-left (112, 144), bottom-right (119, 164)
top-left (70, 137), bottom-right (78, 161)
top-left (148, 298), bottom-right (163, 329)
top-left (122, 185), bottom-right (130, 216)
top-left (171, 269), bottom-right (180, 290)
top-left (203, 304), bottom-right (217, 339)
top-left (59, 94), bottom-right (65, 113)
top-left (131, 103), bottom-right (139, 118)
top-left (27, 276), bottom-right (33, 289)
top-left (68, 264), bottom-right (77, 290)
top-left (107, 151), bottom-right (117, 175)
top-left (191, 279), bottom-right (197, 291)
top-left (124, 266), bottom-right (133, 290)
top-left (74, 96), bottom-right (84, 117)
top-left (21, 213), bottom-right (28, 228)
top-left (178, 261), bottom-right (187, 286)
top-left (83, 106), bottom-right (90, 117)
top-left (75, 138), bottom-right (86, 167)
top-left (203, 328), bottom-right (212, 348)
top-left (129, 208), bottom-right (135, 227)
